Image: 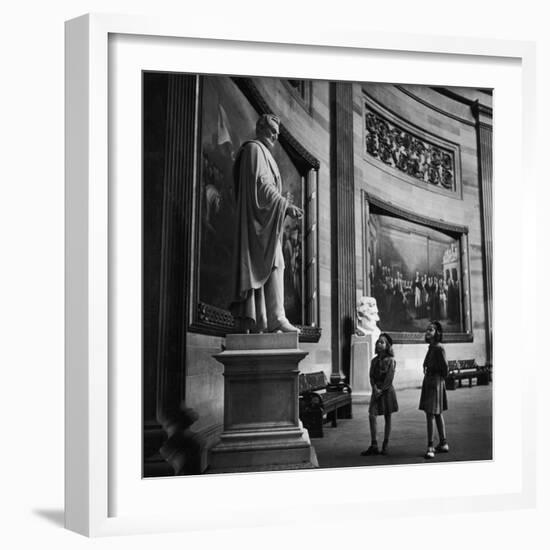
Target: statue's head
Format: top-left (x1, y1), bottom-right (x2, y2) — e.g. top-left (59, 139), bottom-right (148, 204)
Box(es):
top-left (357, 296), bottom-right (380, 333)
top-left (256, 114), bottom-right (280, 149)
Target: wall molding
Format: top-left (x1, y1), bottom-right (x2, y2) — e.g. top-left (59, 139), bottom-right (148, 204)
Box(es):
top-left (365, 191), bottom-right (469, 235)
top-left (396, 85), bottom-right (476, 127)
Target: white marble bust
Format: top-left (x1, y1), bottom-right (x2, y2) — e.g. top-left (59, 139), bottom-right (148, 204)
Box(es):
top-left (356, 296), bottom-right (381, 338)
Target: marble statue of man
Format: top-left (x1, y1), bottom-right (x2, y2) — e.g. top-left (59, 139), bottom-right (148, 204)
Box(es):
top-left (230, 114), bottom-right (303, 333)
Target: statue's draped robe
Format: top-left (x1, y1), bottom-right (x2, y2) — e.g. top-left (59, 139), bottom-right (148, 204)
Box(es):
top-left (230, 140), bottom-right (288, 329)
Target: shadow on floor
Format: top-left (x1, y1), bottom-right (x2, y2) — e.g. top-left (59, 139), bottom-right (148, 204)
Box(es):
top-left (33, 509), bottom-right (65, 528)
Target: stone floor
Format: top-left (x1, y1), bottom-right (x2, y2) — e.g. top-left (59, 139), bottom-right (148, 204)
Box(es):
top-left (311, 383), bottom-right (493, 469)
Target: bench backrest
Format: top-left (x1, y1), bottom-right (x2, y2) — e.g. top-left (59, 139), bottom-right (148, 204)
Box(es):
top-left (448, 359), bottom-right (478, 372)
top-left (299, 371), bottom-right (329, 393)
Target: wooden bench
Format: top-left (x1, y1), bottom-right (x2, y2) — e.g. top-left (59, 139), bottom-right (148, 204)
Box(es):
top-left (445, 360), bottom-right (491, 390)
top-left (298, 371), bottom-right (352, 438)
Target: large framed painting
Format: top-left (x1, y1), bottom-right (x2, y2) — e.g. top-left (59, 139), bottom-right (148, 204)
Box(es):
top-left (193, 76), bottom-right (321, 341)
top-left (362, 191), bottom-right (473, 343)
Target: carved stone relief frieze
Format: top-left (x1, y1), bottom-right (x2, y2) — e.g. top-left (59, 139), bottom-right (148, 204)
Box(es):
top-left (364, 103), bottom-right (457, 192)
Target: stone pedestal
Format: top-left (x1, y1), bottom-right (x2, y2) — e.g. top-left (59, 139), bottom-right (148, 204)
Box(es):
top-left (350, 333), bottom-right (376, 401)
top-left (208, 333), bottom-right (318, 473)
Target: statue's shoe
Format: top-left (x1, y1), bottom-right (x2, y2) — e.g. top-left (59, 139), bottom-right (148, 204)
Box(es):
top-left (271, 320), bottom-right (301, 334)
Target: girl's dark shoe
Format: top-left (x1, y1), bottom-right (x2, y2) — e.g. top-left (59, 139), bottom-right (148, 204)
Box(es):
top-left (435, 442), bottom-right (450, 453)
top-left (360, 445), bottom-right (379, 456)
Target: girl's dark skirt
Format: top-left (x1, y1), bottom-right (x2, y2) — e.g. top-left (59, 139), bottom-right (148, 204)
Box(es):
top-left (369, 387), bottom-right (399, 416)
top-left (419, 375), bottom-right (448, 414)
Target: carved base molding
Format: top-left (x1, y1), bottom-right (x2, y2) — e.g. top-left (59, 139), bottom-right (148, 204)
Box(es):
top-left (192, 302), bottom-right (321, 342)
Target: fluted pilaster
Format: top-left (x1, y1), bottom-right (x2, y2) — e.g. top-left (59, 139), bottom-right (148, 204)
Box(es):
top-left (156, 74), bottom-right (198, 419)
top-left (472, 101), bottom-right (493, 365)
top-left (330, 82), bottom-right (356, 381)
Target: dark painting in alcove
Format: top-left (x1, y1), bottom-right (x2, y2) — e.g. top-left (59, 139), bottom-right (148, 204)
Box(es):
top-left (199, 76), bottom-right (304, 325)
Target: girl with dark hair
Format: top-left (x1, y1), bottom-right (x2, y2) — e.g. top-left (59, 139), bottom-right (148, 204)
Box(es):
top-left (361, 333), bottom-right (399, 456)
top-left (419, 321), bottom-right (450, 459)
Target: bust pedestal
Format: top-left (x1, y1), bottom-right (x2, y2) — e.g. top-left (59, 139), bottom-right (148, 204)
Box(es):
top-left (208, 333), bottom-right (318, 473)
top-left (350, 331), bottom-right (378, 401)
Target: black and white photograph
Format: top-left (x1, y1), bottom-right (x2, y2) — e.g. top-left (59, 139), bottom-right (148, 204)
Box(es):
top-left (143, 73), bottom-right (494, 476)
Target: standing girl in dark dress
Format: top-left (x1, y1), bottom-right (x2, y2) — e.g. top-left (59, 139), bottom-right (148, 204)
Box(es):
top-left (361, 333), bottom-right (399, 456)
top-left (419, 321), bottom-right (450, 459)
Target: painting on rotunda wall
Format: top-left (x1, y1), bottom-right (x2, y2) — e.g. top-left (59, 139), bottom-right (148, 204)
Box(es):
top-left (368, 211), bottom-right (464, 334)
top-left (198, 76), bottom-right (308, 330)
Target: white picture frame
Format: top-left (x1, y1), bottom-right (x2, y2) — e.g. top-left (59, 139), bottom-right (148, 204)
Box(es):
top-left (65, 12), bottom-right (537, 537)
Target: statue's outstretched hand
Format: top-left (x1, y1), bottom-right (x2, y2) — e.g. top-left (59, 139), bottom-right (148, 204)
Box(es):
top-left (286, 204), bottom-right (303, 219)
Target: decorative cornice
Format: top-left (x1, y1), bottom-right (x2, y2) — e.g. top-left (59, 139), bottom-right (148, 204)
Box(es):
top-left (282, 126), bottom-right (321, 170)
top-left (431, 87), bottom-right (493, 123)
top-left (477, 88), bottom-right (493, 97)
top-left (364, 192), bottom-right (468, 235)
top-left (471, 100), bottom-right (493, 119)
top-left (396, 85), bottom-right (475, 128)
